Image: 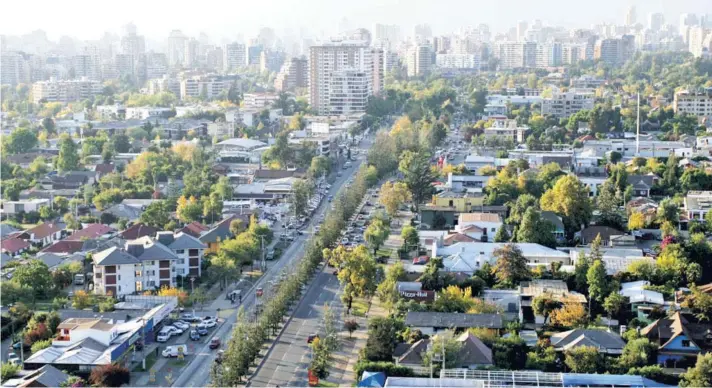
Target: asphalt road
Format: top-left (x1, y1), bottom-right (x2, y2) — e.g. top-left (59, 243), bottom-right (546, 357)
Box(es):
top-left (249, 271), bottom-right (343, 387)
top-left (172, 137), bottom-right (371, 388)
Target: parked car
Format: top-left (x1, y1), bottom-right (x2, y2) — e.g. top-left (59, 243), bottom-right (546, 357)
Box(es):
top-left (209, 337), bottom-right (221, 349)
top-left (180, 313), bottom-right (201, 322)
top-left (197, 327), bottom-right (209, 336)
top-left (173, 321), bottom-right (190, 331)
top-left (162, 344), bottom-right (191, 358)
top-left (165, 325), bottom-right (183, 335)
top-left (189, 330), bottom-right (200, 341)
top-left (215, 350), bottom-right (225, 364)
top-left (203, 318), bottom-right (218, 328)
top-left (412, 255), bottom-right (430, 265)
top-left (7, 353), bottom-right (20, 366)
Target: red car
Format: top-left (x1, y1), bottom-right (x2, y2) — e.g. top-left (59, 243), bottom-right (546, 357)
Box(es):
top-left (412, 255), bottom-right (429, 265)
top-left (209, 337), bottom-right (221, 349)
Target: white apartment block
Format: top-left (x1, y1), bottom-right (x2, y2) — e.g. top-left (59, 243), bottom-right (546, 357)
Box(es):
top-left (223, 42), bottom-right (246, 71)
top-left (371, 48), bottom-right (385, 95)
top-left (180, 76), bottom-right (229, 100)
top-left (72, 54), bottom-right (101, 81)
top-left (125, 107), bottom-right (173, 120)
top-left (148, 76), bottom-right (180, 96)
top-left (167, 30), bottom-right (187, 67)
top-left (435, 54), bottom-right (480, 70)
top-left (309, 40), bottom-right (379, 115)
top-left (541, 88), bottom-right (595, 118)
top-left (484, 119), bottom-right (529, 143)
top-left (673, 89), bottom-right (712, 117)
top-left (274, 57), bottom-right (308, 91)
top-left (32, 78), bottom-right (102, 104)
top-left (562, 43), bottom-right (586, 65)
top-left (494, 41), bottom-right (537, 69)
top-left (535, 42), bottom-right (563, 68)
top-left (0, 51), bottom-right (31, 86)
top-left (145, 52), bottom-right (168, 79)
top-left (406, 45), bottom-right (432, 77)
top-left (594, 36), bottom-right (635, 65)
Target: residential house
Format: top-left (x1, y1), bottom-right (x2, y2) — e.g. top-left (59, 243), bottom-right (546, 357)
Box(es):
top-left (18, 188), bottom-right (81, 200)
top-left (179, 221), bottom-right (209, 238)
top-left (99, 204), bottom-right (142, 222)
top-left (0, 223), bottom-right (20, 238)
top-left (433, 242), bottom-right (570, 274)
top-left (16, 222), bottom-right (64, 248)
top-left (519, 279), bottom-right (587, 327)
top-left (40, 240), bottom-right (86, 255)
top-left (393, 332), bottom-right (493, 373)
top-left (119, 223), bottom-right (158, 240)
top-left (155, 231), bottom-right (206, 277)
top-left (200, 215), bottom-right (249, 253)
top-left (566, 247), bottom-right (652, 275)
top-left (626, 197), bottom-right (659, 225)
top-left (483, 289), bottom-right (521, 321)
top-left (550, 329), bottom-right (626, 355)
top-left (1, 199), bottom-right (50, 215)
top-left (541, 211), bottom-right (565, 242)
top-left (641, 312), bottom-right (712, 368)
top-left (404, 312), bottom-right (503, 336)
top-left (1, 365), bottom-right (70, 387)
top-left (66, 224), bottom-right (115, 241)
top-left (455, 213), bottom-right (502, 241)
top-left (626, 174), bottom-right (660, 197)
top-left (620, 281), bottom-right (666, 322)
top-left (1, 238), bottom-right (30, 256)
top-left (684, 191), bottom-right (712, 221)
top-left (578, 226), bottom-right (626, 245)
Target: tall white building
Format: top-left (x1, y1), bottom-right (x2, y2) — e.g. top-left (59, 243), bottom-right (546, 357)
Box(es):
top-left (1, 51), bottom-right (31, 86)
top-left (494, 41), bottom-right (537, 69)
top-left (648, 13), bottom-right (665, 32)
top-left (308, 38), bottom-right (379, 115)
top-left (535, 42), bottom-right (562, 68)
top-left (180, 76), bottom-right (231, 100)
top-left (625, 6), bottom-right (637, 26)
top-left (72, 54), bottom-right (101, 81)
top-left (184, 38), bottom-right (200, 68)
top-left (674, 89), bottom-right (712, 117)
top-left (373, 24), bottom-right (401, 49)
top-left (516, 21), bottom-right (529, 41)
top-left (406, 45), bottom-right (432, 77)
top-left (223, 42), bottom-right (246, 71)
top-left (435, 54), bottom-right (480, 70)
top-left (167, 30), bottom-right (187, 67)
top-left (688, 27), bottom-right (712, 57)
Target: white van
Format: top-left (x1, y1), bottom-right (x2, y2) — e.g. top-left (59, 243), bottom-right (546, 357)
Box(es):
top-left (162, 344), bottom-right (190, 358)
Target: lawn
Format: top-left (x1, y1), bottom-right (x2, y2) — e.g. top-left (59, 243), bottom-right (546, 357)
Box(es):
top-left (168, 358), bottom-right (187, 367)
top-left (317, 381), bottom-right (339, 387)
top-left (132, 352), bottom-right (157, 372)
top-left (351, 299), bottom-right (369, 317)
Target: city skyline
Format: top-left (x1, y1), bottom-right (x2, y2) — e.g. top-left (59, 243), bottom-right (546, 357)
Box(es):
top-left (2, 0), bottom-right (711, 42)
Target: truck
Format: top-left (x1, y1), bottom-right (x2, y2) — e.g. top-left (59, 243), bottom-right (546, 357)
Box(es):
top-left (74, 273), bottom-right (85, 285)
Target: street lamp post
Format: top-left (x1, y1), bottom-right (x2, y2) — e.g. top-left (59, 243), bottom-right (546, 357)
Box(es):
top-left (190, 277), bottom-right (196, 314)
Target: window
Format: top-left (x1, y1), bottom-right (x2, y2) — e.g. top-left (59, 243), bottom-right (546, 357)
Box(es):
top-left (118, 286), bottom-right (122, 292)
top-left (118, 275), bottom-right (121, 281)
top-left (176, 249), bottom-right (185, 254)
top-left (178, 259), bottom-right (185, 265)
top-left (682, 340), bottom-right (691, 347)
top-left (491, 228), bottom-right (495, 232)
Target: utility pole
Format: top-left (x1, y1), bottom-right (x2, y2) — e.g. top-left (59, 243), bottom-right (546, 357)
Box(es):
top-left (636, 92), bottom-right (640, 156)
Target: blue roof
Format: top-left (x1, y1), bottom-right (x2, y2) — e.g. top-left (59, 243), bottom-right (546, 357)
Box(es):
top-left (563, 373), bottom-right (674, 388)
top-left (358, 371), bottom-right (385, 387)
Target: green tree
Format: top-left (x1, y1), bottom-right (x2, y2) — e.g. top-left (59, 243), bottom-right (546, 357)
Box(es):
top-left (680, 353), bottom-right (712, 387)
top-left (12, 259), bottom-right (54, 298)
top-left (212, 176), bottom-right (233, 200)
top-left (532, 294), bottom-right (562, 324)
top-left (111, 133), bottom-right (131, 153)
top-left (2, 127), bottom-right (38, 154)
top-left (541, 175), bottom-right (592, 238)
top-left (139, 200), bottom-right (171, 229)
top-left (364, 216), bottom-right (390, 255)
top-left (207, 254), bottom-right (240, 289)
top-left (618, 338), bottom-right (657, 370)
top-left (56, 133), bottom-right (80, 172)
top-left (492, 244), bottom-right (530, 288)
top-left (401, 226), bottom-right (420, 253)
top-left (376, 261), bottom-right (406, 310)
top-left (422, 330), bottom-right (464, 369)
top-left (587, 259), bottom-right (609, 308)
top-left (603, 293), bottom-right (625, 323)
top-left (564, 346), bottom-right (602, 373)
top-left (291, 179), bottom-right (313, 217)
top-left (398, 150), bottom-right (436, 211)
top-left (362, 317), bottom-right (404, 362)
top-left (494, 225), bottom-right (511, 242)
top-left (338, 246), bottom-right (378, 314)
top-left (202, 192), bottom-right (223, 222)
top-left (493, 336), bottom-right (528, 370)
top-left (516, 208), bottom-right (556, 248)
top-left (1, 363), bottom-right (20, 382)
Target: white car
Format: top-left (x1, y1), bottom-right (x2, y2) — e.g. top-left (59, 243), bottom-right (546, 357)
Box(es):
top-left (203, 318), bottom-right (218, 328)
top-left (157, 333), bottom-right (171, 342)
top-left (173, 321), bottom-right (190, 331)
top-left (165, 325), bottom-right (183, 335)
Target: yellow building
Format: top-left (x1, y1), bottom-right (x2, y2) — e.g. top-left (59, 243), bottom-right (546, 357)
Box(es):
top-left (430, 191), bottom-right (485, 212)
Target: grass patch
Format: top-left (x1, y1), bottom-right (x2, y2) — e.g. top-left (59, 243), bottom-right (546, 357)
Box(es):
top-left (132, 352), bottom-right (157, 372)
top-left (351, 299), bottom-right (369, 317)
top-left (317, 381), bottom-right (340, 387)
top-left (168, 358), bottom-right (187, 367)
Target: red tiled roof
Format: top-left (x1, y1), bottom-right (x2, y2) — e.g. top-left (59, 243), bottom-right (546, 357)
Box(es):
top-left (119, 223), bottom-right (158, 240)
top-left (67, 224), bottom-right (115, 240)
top-left (25, 222), bottom-right (63, 240)
top-left (41, 240), bottom-right (85, 254)
top-left (180, 221), bottom-right (209, 238)
top-left (1, 238), bottom-right (30, 254)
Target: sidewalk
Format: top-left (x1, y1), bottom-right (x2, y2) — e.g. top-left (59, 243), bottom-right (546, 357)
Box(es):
top-left (325, 300), bottom-right (388, 386)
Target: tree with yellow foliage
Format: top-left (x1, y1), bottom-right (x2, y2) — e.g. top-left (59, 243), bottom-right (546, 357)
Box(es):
top-left (172, 142), bottom-right (196, 162)
top-left (379, 181), bottom-right (411, 217)
top-left (628, 212), bottom-right (646, 231)
top-left (549, 298), bottom-right (588, 328)
top-left (177, 195), bottom-right (202, 223)
top-left (157, 286), bottom-right (189, 306)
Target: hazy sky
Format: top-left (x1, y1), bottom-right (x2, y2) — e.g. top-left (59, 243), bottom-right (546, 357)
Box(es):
top-left (2, 0), bottom-right (710, 41)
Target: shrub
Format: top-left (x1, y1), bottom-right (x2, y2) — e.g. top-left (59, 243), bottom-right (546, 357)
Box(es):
top-left (89, 364), bottom-right (130, 387)
top-left (1, 362), bottom-right (20, 382)
top-left (354, 361), bottom-right (414, 379)
top-left (31, 338), bottom-right (52, 353)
